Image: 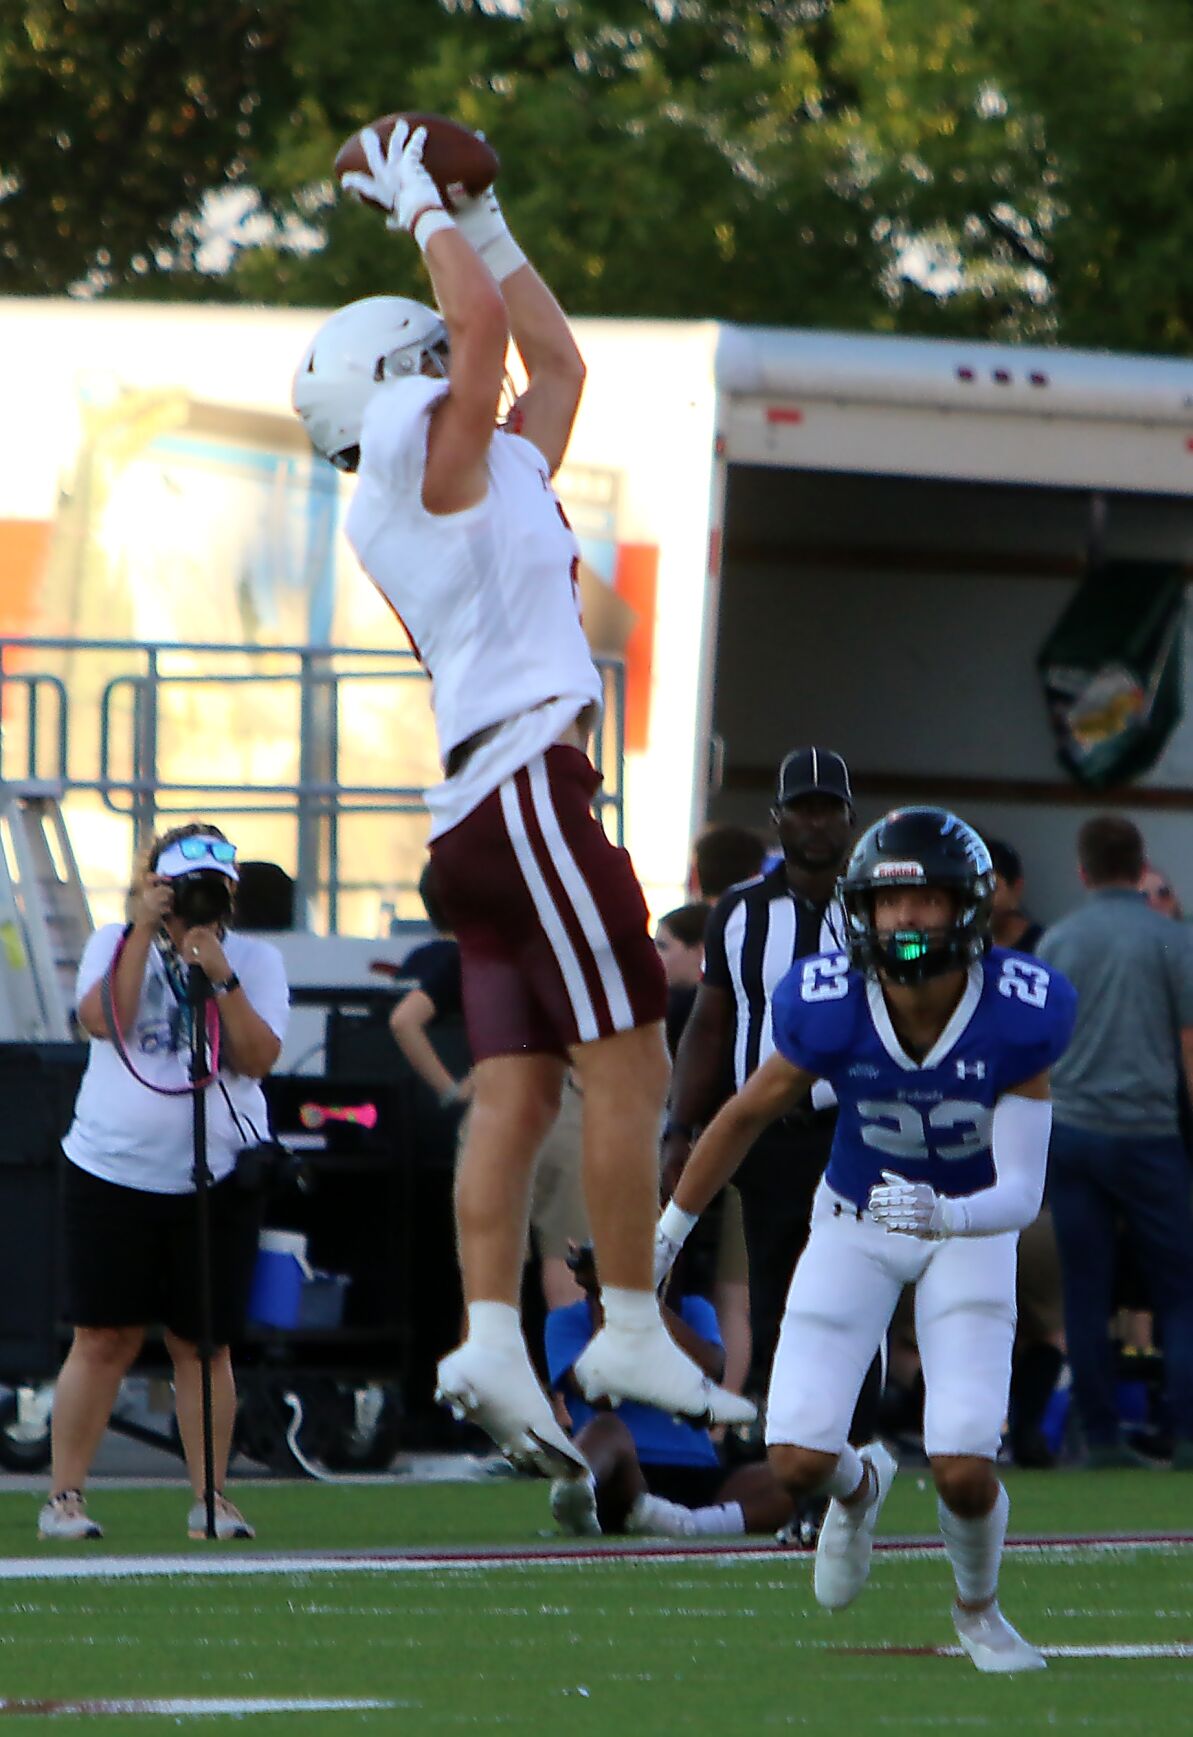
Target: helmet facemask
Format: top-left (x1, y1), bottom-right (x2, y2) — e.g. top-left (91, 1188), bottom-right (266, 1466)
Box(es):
top-left (839, 808), bottom-right (995, 987)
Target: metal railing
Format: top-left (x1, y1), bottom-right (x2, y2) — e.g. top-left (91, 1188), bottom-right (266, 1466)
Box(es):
top-left (0, 638), bottom-right (625, 931)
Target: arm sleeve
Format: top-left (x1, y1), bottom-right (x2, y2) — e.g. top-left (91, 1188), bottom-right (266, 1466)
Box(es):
top-left (945, 1094), bottom-right (1052, 1237)
top-left (238, 940), bottom-right (291, 1044)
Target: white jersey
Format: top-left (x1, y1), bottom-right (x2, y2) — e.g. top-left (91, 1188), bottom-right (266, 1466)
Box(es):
top-left (63, 924), bottom-right (290, 1194)
top-left (346, 378), bottom-right (604, 838)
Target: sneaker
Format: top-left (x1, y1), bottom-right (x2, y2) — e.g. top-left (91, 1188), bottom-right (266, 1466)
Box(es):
top-left (550, 1473), bottom-right (601, 1537)
top-left (574, 1323), bottom-right (756, 1428)
top-left (953, 1601), bottom-right (1047, 1673)
top-left (187, 1494), bottom-right (255, 1540)
top-left (813, 1442), bottom-right (898, 1610)
top-left (38, 1489), bottom-right (103, 1541)
top-left (435, 1339), bottom-right (588, 1479)
top-left (625, 1491), bottom-right (698, 1538)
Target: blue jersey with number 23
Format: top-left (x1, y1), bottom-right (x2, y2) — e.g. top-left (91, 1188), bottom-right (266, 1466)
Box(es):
top-left (771, 946), bottom-right (1077, 1211)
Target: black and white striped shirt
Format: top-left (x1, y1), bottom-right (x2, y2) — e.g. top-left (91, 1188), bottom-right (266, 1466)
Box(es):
top-left (702, 862), bottom-right (847, 1090)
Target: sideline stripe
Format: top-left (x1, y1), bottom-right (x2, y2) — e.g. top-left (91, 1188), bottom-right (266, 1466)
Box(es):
top-left (833, 1643), bottom-right (1193, 1660)
top-left (2, 1532), bottom-right (1190, 1582)
top-left (0, 1698), bottom-right (395, 1717)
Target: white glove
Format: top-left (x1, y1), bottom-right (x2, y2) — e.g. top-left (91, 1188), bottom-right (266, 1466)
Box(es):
top-left (342, 121), bottom-right (455, 250)
top-left (653, 1199), bottom-right (698, 1291)
top-left (451, 177), bottom-right (527, 283)
top-left (867, 1169), bottom-right (962, 1239)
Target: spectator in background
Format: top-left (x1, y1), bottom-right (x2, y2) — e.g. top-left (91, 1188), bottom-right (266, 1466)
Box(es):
top-left (389, 862), bottom-right (472, 1116)
top-left (655, 899), bottom-right (750, 1405)
top-left (655, 903), bottom-right (709, 1061)
top-left (985, 838), bottom-right (1044, 953)
top-left (691, 824), bottom-right (767, 904)
top-left (1037, 816), bottom-right (1193, 1470)
top-left (1140, 862), bottom-right (1184, 921)
top-left (546, 1243), bottom-right (793, 1540)
top-left (981, 842), bottom-right (1066, 1466)
top-left (391, 861), bottom-right (587, 1313)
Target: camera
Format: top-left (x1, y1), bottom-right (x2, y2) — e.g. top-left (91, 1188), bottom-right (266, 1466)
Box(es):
top-left (171, 870), bottom-right (235, 928)
top-left (234, 1139), bottom-right (304, 1194)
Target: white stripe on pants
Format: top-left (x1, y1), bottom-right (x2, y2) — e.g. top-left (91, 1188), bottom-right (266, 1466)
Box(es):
top-left (765, 1182), bottom-right (1017, 1460)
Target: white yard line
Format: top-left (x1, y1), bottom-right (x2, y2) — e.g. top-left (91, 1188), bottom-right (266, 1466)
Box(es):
top-left (0, 1700), bottom-right (396, 1717)
top-left (0, 1532), bottom-right (1189, 1582)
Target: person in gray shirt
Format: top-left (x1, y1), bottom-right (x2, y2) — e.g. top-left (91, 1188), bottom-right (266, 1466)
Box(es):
top-left (1037, 815), bottom-right (1193, 1470)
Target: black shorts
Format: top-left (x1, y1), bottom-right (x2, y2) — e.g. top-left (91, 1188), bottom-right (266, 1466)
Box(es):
top-left (642, 1462), bottom-right (726, 1507)
top-left (63, 1162), bottom-right (261, 1346)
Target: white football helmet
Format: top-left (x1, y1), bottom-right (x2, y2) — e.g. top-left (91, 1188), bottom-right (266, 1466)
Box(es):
top-left (291, 295), bottom-right (449, 469)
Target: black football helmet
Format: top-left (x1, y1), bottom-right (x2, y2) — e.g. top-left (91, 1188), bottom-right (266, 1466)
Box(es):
top-left (839, 807), bottom-right (995, 986)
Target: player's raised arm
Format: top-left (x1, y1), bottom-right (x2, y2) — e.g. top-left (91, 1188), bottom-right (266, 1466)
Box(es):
top-left (868, 1070), bottom-right (1054, 1240)
top-left (452, 183), bottom-right (585, 474)
top-left (654, 1051), bottom-right (815, 1287)
top-left (340, 121), bottom-right (509, 514)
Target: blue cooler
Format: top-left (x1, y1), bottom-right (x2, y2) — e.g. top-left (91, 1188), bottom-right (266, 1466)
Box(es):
top-left (247, 1230), bottom-right (308, 1329)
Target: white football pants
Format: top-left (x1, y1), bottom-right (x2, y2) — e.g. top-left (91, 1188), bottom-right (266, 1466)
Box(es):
top-left (765, 1180), bottom-right (1017, 1460)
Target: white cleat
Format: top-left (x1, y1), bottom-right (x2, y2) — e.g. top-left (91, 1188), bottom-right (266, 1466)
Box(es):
top-left (435, 1339), bottom-right (588, 1479)
top-left (953, 1601), bottom-right (1047, 1673)
top-left (813, 1441), bottom-right (898, 1610)
top-left (573, 1324), bottom-right (756, 1428)
top-left (550, 1473), bottom-right (602, 1537)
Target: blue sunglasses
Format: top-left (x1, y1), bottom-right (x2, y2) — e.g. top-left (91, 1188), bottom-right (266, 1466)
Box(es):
top-left (175, 837), bottom-right (237, 864)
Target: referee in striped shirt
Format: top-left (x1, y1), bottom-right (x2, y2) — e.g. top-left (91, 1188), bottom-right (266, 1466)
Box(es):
top-left (662, 746), bottom-right (855, 1397)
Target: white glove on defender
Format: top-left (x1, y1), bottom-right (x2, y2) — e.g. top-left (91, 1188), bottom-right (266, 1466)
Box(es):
top-left (653, 1200), bottom-right (698, 1290)
top-left (342, 121), bottom-right (454, 249)
top-left (867, 1169), bottom-right (962, 1239)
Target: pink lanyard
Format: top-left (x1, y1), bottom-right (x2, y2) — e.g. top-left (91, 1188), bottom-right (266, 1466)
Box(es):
top-left (100, 927), bottom-right (221, 1095)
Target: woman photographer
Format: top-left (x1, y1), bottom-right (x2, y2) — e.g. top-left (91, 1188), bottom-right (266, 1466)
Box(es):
top-left (39, 823), bottom-right (289, 1542)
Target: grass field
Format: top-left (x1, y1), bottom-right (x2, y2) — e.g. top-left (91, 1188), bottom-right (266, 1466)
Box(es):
top-left (0, 1469), bottom-right (1190, 1732)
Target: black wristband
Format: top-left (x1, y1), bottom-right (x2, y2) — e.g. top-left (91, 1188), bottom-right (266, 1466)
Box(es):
top-left (662, 1119), bottom-right (696, 1142)
top-left (213, 972), bottom-right (241, 997)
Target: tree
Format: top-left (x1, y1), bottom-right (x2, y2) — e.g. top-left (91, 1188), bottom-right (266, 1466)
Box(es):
top-left (2, 1), bottom-right (1190, 352)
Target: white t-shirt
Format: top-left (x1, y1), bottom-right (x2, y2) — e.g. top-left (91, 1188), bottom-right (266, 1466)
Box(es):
top-left (62, 924), bottom-right (291, 1194)
top-left (346, 378), bottom-right (604, 838)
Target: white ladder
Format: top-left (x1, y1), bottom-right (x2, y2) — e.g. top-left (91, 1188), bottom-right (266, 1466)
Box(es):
top-left (0, 782), bottom-right (93, 1041)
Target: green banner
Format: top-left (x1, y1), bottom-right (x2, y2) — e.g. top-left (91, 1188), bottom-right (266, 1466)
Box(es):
top-left (1037, 561), bottom-right (1185, 789)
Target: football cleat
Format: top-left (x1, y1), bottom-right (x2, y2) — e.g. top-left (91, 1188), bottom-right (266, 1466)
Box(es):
top-left (813, 1441), bottom-right (898, 1610)
top-left (574, 1324), bottom-right (756, 1428)
top-left (435, 1339), bottom-right (588, 1479)
top-left (550, 1473), bottom-right (601, 1537)
top-left (953, 1601), bottom-right (1047, 1673)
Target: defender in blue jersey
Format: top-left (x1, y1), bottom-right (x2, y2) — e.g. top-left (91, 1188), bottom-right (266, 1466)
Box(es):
top-left (654, 809), bottom-right (1076, 1674)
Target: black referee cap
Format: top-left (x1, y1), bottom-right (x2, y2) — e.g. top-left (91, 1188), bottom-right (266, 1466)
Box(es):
top-left (776, 746), bottom-right (854, 810)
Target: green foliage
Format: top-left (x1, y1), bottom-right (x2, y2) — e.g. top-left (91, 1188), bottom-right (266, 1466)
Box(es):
top-left (1, 1), bottom-right (1189, 350)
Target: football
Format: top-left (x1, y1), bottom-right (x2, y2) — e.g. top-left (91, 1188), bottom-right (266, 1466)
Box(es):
top-left (334, 112), bottom-right (499, 214)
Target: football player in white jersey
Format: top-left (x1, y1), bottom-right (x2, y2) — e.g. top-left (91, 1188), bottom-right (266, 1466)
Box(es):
top-left (293, 121), bottom-right (753, 1479)
top-left (654, 809), bottom-right (1077, 1673)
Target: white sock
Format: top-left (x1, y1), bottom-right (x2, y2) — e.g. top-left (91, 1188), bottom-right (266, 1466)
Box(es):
top-left (688, 1500), bottom-right (745, 1537)
top-left (601, 1287), bottom-right (662, 1333)
top-left (938, 1482), bottom-right (1009, 1606)
top-left (627, 1491), bottom-right (695, 1536)
top-left (466, 1300), bottom-right (523, 1350)
top-left (825, 1444), bottom-right (866, 1502)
